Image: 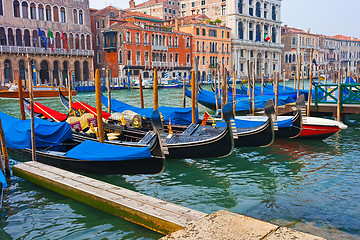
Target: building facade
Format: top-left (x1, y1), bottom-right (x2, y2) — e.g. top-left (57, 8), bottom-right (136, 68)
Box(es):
top-left (92, 7), bottom-right (192, 83)
top-left (281, 26), bottom-right (324, 79)
top-left (166, 14), bottom-right (232, 82)
top-left (128, 0), bottom-right (180, 21)
top-left (0, 0), bottom-right (94, 86)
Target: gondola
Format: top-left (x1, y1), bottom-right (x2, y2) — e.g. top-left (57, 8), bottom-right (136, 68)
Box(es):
top-left (59, 92), bottom-right (235, 159)
top-left (216, 99), bottom-right (275, 147)
top-left (2, 109), bottom-right (166, 175)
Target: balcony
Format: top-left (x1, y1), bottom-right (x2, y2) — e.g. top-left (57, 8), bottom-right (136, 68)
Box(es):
top-left (152, 61), bottom-right (160, 67)
top-left (104, 43), bottom-right (117, 53)
top-left (152, 45), bottom-right (168, 51)
top-left (145, 61), bottom-right (150, 67)
top-left (169, 62), bottom-right (174, 67)
top-left (161, 62), bottom-right (167, 67)
top-left (0, 45), bottom-right (94, 57)
top-left (136, 61), bottom-right (142, 66)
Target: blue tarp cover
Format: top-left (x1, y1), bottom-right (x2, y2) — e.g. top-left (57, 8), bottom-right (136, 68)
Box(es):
top-left (65, 140), bottom-right (152, 161)
top-left (102, 95), bottom-right (198, 125)
top-left (0, 170), bottom-right (6, 188)
top-left (0, 111), bottom-right (73, 149)
top-left (216, 117), bottom-right (292, 129)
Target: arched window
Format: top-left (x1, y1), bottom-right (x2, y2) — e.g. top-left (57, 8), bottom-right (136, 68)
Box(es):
top-left (175, 36), bottom-right (178, 46)
top-left (97, 51), bottom-right (101, 64)
top-left (285, 55), bottom-right (288, 63)
top-left (186, 54), bottom-right (190, 63)
top-left (13, 0), bottom-right (20, 17)
top-left (202, 41), bottom-right (205, 52)
top-left (238, 0), bottom-right (243, 14)
top-left (62, 32), bottom-right (67, 49)
top-left (79, 10), bottom-right (83, 24)
top-left (30, 3), bottom-right (36, 19)
top-left (119, 50), bottom-right (123, 64)
top-left (96, 34), bottom-right (100, 46)
top-left (19, 60), bottom-right (25, 80)
top-left (272, 27), bottom-right (276, 43)
top-left (69, 33), bottom-right (74, 49)
top-left (75, 34), bottom-right (79, 49)
top-left (159, 35), bottom-right (162, 45)
top-left (255, 2), bottom-right (260, 17)
top-left (292, 54), bottom-right (296, 63)
top-left (127, 51), bottom-right (131, 62)
top-left (55, 32), bottom-right (61, 48)
top-left (238, 22), bottom-right (243, 39)
top-left (86, 35), bottom-right (90, 50)
top-left (24, 29), bottom-right (30, 46)
top-left (272, 6), bottom-right (276, 21)
top-left (196, 41), bottom-right (199, 51)
top-left (144, 33), bottom-right (148, 44)
top-left (22, 1), bottom-right (28, 18)
top-left (16, 28), bottom-right (22, 46)
top-left (126, 32), bottom-right (130, 43)
top-left (83, 61), bottom-right (89, 81)
top-left (145, 51), bottom-right (149, 62)
top-left (136, 51), bottom-right (141, 63)
top-left (226, 43), bottom-right (229, 53)
top-left (32, 29), bottom-right (38, 47)
top-left (136, 32), bottom-right (140, 44)
top-left (73, 9), bottom-right (78, 24)
top-left (256, 24), bottom-right (260, 41)
top-left (80, 34), bottom-right (85, 50)
top-left (8, 29), bottom-right (15, 46)
top-left (163, 36), bottom-right (166, 46)
top-left (169, 36), bottom-right (172, 46)
top-left (186, 37), bottom-right (190, 47)
top-left (60, 7), bottom-right (66, 23)
top-left (45, 5), bottom-right (51, 21)
top-left (53, 6), bottom-right (59, 22)
top-left (0, 27), bottom-right (6, 45)
top-left (222, 43), bottom-right (224, 53)
top-left (38, 4), bottom-right (44, 20)
top-left (163, 54), bottom-right (166, 62)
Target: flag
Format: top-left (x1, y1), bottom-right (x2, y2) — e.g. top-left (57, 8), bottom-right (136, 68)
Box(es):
top-left (264, 33), bottom-right (271, 42)
top-left (312, 59), bottom-right (318, 67)
top-left (61, 32), bottom-right (69, 53)
top-left (48, 28), bottom-right (54, 52)
top-left (32, 61), bottom-right (37, 86)
top-left (38, 27), bottom-right (47, 49)
top-left (201, 111), bottom-right (210, 126)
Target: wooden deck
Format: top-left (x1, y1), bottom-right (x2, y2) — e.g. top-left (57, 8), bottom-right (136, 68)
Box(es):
top-left (13, 161), bottom-right (325, 239)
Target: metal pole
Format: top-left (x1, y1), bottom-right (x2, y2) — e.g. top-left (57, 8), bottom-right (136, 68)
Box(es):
top-left (307, 49), bottom-right (314, 117)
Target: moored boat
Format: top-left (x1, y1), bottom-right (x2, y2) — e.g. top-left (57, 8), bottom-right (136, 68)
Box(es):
top-left (0, 85), bottom-right (76, 99)
top-left (299, 117), bottom-right (347, 139)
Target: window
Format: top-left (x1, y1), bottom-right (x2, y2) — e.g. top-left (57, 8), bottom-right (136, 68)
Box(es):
top-left (0, 27), bottom-right (6, 45)
top-left (227, 31), bottom-right (230, 38)
top-left (196, 28), bottom-right (200, 35)
top-left (13, 0), bottom-right (20, 17)
top-left (80, 34), bottom-right (85, 50)
top-left (222, 31), bottom-right (224, 38)
top-left (73, 9), bottom-right (78, 24)
top-left (145, 33), bottom-right (149, 44)
top-left (202, 41), bottom-right (205, 52)
top-left (272, 6), bottom-right (276, 20)
top-left (164, 7), bottom-right (167, 13)
top-left (16, 28), bottom-right (22, 46)
top-left (69, 33), bottom-right (74, 49)
top-left (75, 34), bottom-right (79, 49)
top-left (196, 41), bottom-right (199, 51)
top-left (145, 52), bottom-right (149, 62)
top-left (97, 51), bottom-right (101, 64)
top-left (238, 0), bottom-right (243, 14)
top-left (96, 34), bottom-right (100, 46)
top-left (201, 0), bottom-right (205, 5)
top-left (238, 22), bottom-right (243, 39)
top-left (0, 0), bottom-right (3, 16)
top-left (221, 6), bottom-right (226, 15)
top-left (110, 11), bottom-right (114, 17)
top-left (186, 37), bottom-right (190, 47)
top-left (126, 32), bottom-right (131, 43)
top-left (79, 10), bottom-right (83, 24)
top-left (256, 25), bottom-right (260, 42)
top-left (24, 29), bottom-right (30, 46)
top-left (60, 7), bottom-right (66, 23)
top-left (168, 36), bottom-right (172, 46)
top-left (30, 3), bottom-right (36, 19)
top-left (32, 29), bottom-right (38, 47)
top-left (55, 32), bottom-right (61, 48)
top-left (186, 54), bottom-right (190, 63)
top-left (255, 2), bottom-right (260, 17)
top-left (292, 36), bottom-right (296, 45)
top-left (136, 51), bottom-right (141, 62)
top-left (175, 36), bottom-right (178, 46)
top-left (169, 9), bottom-right (171, 14)
top-left (175, 53), bottom-right (178, 62)
top-left (181, 4), bottom-right (186, 9)
top-left (191, 2), bottom-right (195, 7)
top-left (46, 5), bottom-right (51, 21)
top-left (22, 2), bottom-right (28, 18)
top-left (86, 35), bottom-right (91, 50)
top-left (96, 22), bottom-right (99, 29)
top-left (127, 51), bottom-right (131, 61)
top-left (53, 6), bottom-right (59, 22)
top-left (202, 29), bottom-right (206, 36)
top-left (249, 30), bottom-right (253, 41)
top-left (136, 32), bottom-right (140, 44)
top-left (119, 50), bottom-right (123, 64)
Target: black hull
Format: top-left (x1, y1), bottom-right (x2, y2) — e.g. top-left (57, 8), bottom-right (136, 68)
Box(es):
top-left (235, 118), bottom-right (274, 147)
top-left (9, 148), bottom-right (165, 175)
top-left (275, 110), bottom-right (302, 139)
top-left (166, 127), bottom-right (234, 159)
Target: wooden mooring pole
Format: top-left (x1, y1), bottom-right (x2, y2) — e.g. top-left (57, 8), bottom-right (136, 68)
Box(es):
top-left (95, 69), bottom-right (104, 143)
top-left (139, 74), bottom-right (144, 108)
top-left (18, 77), bottom-right (26, 120)
top-left (191, 70), bottom-right (196, 124)
top-left (28, 68), bottom-right (36, 162)
top-left (261, 72), bottom-right (264, 95)
top-left (153, 69), bottom-right (158, 111)
top-left (106, 69), bottom-right (111, 113)
top-left (274, 72), bottom-right (279, 121)
top-left (232, 62), bottom-right (236, 117)
top-left (0, 119), bottom-right (10, 176)
top-left (247, 60), bottom-right (251, 113)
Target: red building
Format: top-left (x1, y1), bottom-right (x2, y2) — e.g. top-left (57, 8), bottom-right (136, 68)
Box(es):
top-left (91, 7), bottom-right (192, 85)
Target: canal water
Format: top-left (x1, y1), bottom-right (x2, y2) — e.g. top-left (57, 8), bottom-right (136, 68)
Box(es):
top-left (0, 85), bottom-right (359, 239)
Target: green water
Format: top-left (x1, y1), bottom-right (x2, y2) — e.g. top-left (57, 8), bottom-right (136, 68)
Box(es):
top-left (0, 86), bottom-right (359, 239)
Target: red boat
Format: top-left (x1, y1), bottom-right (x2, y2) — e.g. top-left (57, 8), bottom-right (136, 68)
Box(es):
top-left (299, 117), bottom-right (348, 139)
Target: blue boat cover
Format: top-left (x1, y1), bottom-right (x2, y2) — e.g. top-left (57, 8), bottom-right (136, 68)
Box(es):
top-left (102, 95), bottom-right (198, 125)
top-left (0, 111), bottom-right (73, 149)
top-left (216, 117), bottom-right (292, 129)
top-left (345, 77), bottom-right (356, 84)
top-left (0, 170), bottom-right (6, 188)
top-left (65, 140), bottom-right (152, 161)
top-left (191, 89), bottom-right (296, 113)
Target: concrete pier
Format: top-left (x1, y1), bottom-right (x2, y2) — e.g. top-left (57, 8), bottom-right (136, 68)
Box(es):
top-left (13, 161), bottom-right (324, 239)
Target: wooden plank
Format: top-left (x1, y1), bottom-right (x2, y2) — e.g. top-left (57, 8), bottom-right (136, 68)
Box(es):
top-left (13, 161), bottom-right (207, 235)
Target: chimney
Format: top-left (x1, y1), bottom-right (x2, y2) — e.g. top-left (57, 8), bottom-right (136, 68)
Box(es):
top-left (175, 18), bottom-right (179, 31)
top-left (129, 0), bottom-right (135, 9)
top-left (307, 28), bottom-right (310, 33)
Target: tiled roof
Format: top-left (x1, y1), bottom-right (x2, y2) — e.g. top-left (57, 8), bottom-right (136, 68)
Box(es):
top-left (135, 0), bottom-right (167, 8)
top-left (92, 6), bottom-right (122, 17)
top-left (120, 10), bottom-right (164, 21)
top-left (109, 21), bottom-right (143, 30)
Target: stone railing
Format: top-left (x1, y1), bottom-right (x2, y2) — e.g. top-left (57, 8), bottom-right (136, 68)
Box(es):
top-left (0, 45), bottom-right (94, 57)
